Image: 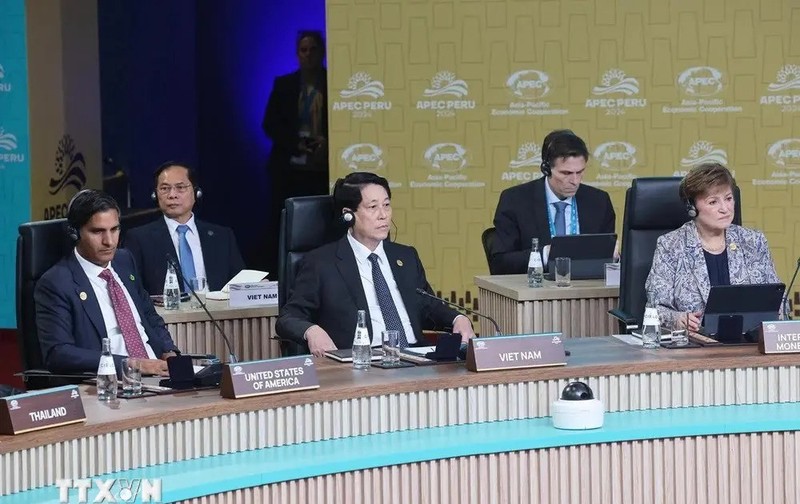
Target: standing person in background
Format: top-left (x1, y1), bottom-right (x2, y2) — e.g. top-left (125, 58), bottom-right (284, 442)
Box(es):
top-left (263, 30), bottom-right (329, 274)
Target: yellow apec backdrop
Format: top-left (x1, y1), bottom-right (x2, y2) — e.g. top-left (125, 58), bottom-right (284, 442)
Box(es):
top-left (326, 0), bottom-right (800, 317)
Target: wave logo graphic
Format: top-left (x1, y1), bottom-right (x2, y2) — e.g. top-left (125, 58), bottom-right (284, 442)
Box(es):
top-left (423, 71), bottom-right (469, 98)
top-left (767, 64), bottom-right (800, 92)
top-left (340, 143), bottom-right (384, 171)
top-left (340, 72), bottom-right (385, 99)
top-left (593, 141), bottom-right (637, 171)
top-left (49, 134), bottom-right (87, 195)
top-left (680, 141), bottom-right (728, 168)
top-left (591, 69), bottom-right (640, 96)
top-left (0, 64), bottom-right (4, 79)
top-left (506, 69), bottom-right (550, 99)
top-left (424, 143), bottom-right (468, 171)
top-left (0, 128), bottom-right (18, 151)
top-left (767, 138), bottom-right (800, 169)
top-left (677, 66), bottom-right (724, 97)
top-left (508, 142), bottom-right (542, 169)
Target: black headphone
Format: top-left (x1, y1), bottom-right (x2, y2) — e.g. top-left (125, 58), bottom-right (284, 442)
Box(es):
top-left (66, 189), bottom-right (92, 242)
top-left (151, 161), bottom-right (203, 202)
top-left (540, 129), bottom-right (579, 178)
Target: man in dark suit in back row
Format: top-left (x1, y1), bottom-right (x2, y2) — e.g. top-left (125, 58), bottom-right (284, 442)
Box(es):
top-left (124, 163), bottom-right (245, 295)
top-left (35, 190), bottom-right (178, 374)
top-left (490, 129), bottom-right (617, 274)
top-left (277, 172), bottom-right (476, 357)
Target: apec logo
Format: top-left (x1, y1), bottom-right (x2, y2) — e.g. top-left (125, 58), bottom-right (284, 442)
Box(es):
top-left (0, 128), bottom-right (18, 151)
top-left (767, 139), bottom-right (800, 169)
top-left (340, 143), bottom-right (384, 171)
top-left (0, 63), bottom-right (10, 92)
top-left (677, 66), bottom-right (724, 97)
top-left (340, 71), bottom-right (385, 99)
top-left (768, 64), bottom-right (800, 92)
top-left (423, 71), bottom-right (468, 98)
top-left (506, 69), bottom-right (550, 99)
top-left (591, 68), bottom-right (640, 96)
top-left (333, 72), bottom-right (392, 117)
top-left (423, 143), bottom-right (468, 171)
top-left (593, 142), bottom-right (637, 171)
top-left (680, 141), bottom-right (728, 168)
top-left (508, 142), bottom-right (542, 170)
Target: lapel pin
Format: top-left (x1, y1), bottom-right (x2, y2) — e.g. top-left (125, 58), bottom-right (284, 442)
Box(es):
top-left (396, 259), bottom-right (403, 267)
top-left (729, 243), bottom-right (737, 251)
top-left (79, 292), bottom-right (88, 301)
top-left (129, 274), bottom-right (135, 281)
top-left (208, 230), bottom-right (214, 237)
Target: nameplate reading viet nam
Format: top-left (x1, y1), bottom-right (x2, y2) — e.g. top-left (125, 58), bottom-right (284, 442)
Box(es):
top-left (0, 385), bottom-right (86, 435)
top-left (759, 320), bottom-right (800, 354)
top-left (466, 333), bottom-right (567, 372)
top-left (220, 355), bottom-right (319, 399)
top-left (228, 281), bottom-right (278, 308)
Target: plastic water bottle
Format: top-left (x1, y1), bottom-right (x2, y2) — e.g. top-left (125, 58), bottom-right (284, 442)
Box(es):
top-left (352, 310), bottom-right (372, 370)
top-left (527, 238), bottom-right (544, 288)
top-left (163, 261), bottom-right (181, 310)
top-left (97, 337), bottom-right (118, 401)
top-left (641, 307), bottom-right (661, 349)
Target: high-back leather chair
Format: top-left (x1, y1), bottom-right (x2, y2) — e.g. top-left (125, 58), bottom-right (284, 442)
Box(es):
top-left (17, 219), bottom-right (74, 389)
top-left (277, 195), bottom-right (346, 355)
top-left (609, 177), bottom-right (742, 332)
top-left (481, 227), bottom-right (497, 274)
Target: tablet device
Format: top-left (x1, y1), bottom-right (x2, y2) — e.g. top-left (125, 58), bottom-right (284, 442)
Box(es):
top-left (702, 283), bottom-right (785, 343)
top-left (546, 233), bottom-right (617, 280)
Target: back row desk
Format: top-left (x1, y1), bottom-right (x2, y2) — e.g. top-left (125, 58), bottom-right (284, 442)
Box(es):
top-left (3, 338), bottom-right (800, 503)
top-left (475, 275), bottom-right (619, 338)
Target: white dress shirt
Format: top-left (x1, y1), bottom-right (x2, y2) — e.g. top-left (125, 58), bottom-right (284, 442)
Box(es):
top-left (74, 249), bottom-right (157, 358)
top-left (164, 214), bottom-right (207, 281)
top-left (347, 232), bottom-right (417, 346)
top-left (543, 179), bottom-right (580, 265)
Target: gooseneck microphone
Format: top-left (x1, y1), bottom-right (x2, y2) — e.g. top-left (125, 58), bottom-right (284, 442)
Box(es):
top-left (415, 287), bottom-right (502, 336)
top-left (782, 257), bottom-right (800, 321)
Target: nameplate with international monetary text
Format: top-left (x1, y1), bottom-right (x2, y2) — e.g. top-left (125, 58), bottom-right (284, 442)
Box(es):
top-left (759, 320), bottom-right (800, 354)
top-left (466, 333), bottom-right (567, 372)
top-left (0, 385), bottom-right (86, 435)
top-left (220, 355), bottom-right (320, 399)
top-left (229, 281), bottom-right (278, 308)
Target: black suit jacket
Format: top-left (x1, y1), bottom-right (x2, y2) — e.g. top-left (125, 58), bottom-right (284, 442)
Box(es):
top-left (124, 218), bottom-right (245, 295)
top-left (490, 177), bottom-right (616, 274)
top-left (34, 249), bottom-right (178, 373)
top-left (276, 237), bottom-right (460, 349)
top-left (262, 69), bottom-right (328, 173)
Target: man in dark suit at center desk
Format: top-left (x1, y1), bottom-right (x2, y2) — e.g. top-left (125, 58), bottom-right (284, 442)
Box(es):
top-left (277, 172), bottom-right (476, 357)
top-left (125, 162), bottom-right (245, 295)
top-left (489, 129), bottom-right (616, 274)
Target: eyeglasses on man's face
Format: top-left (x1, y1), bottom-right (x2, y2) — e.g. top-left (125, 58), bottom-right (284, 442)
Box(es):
top-left (156, 184), bottom-right (192, 195)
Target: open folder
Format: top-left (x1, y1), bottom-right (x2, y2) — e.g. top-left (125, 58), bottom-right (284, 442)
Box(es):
top-left (206, 269), bottom-right (269, 300)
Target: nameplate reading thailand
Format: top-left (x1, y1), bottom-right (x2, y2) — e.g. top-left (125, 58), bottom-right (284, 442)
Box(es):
top-left (0, 385), bottom-right (86, 435)
top-left (229, 281), bottom-right (278, 308)
top-left (466, 333), bottom-right (567, 372)
top-left (220, 355), bottom-right (319, 399)
top-left (759, 321), bottom-right (800, 354)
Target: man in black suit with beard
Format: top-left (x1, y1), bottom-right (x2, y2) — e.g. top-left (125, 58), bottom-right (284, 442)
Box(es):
top-left (124, 162), bottom-right (245, 295)
top-left (277, 172), bottom-right (475, 357)
top-left (489, 129), bottom-right (616, 274)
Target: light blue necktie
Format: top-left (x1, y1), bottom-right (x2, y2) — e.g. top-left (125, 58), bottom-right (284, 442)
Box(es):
top-left (177, 225), bottom-right (196, 292)
top-left (553, 201), bottom-right (569, 236)
top-left (368, 253), bottom-right (409, 348)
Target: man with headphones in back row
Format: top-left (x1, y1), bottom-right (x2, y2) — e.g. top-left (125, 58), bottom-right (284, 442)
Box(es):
top-left (124, 163), bottom-right (245, 295)
top-left (277, 171), bottom-right (475, 357)
top-left (489, 129), bottom-right (617, 274)
top-left (34, 190), bottom-right (179, 374)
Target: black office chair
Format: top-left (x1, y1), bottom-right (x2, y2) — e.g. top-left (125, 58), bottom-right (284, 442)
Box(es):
top-left (16, 219), bottom-right (74, 389)
top-left (277, 195), bottom-right (345, 355)
top-left (609, 177), bottom-right (742, 333)
top-left (481, 227), bottom-right (497, 274)
top-left (119, 207), bottom-right (161, 245)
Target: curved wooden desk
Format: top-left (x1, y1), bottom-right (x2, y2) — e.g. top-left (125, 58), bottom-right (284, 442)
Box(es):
top-left (156, 300), bottom-right (280, 362)
top-left (475, 275), bottom-right (619, 337)
top-left (2, 338), bottom-right (799, 502)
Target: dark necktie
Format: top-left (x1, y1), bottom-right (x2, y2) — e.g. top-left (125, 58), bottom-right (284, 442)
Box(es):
top-left (553, 201), bottom-right (569, 236)
top-left (177, 225), bottom-right (196, 291)
top-left (367, 253), bottom-right (409, 348)
top-left (98, 269), bottom-right (149, 358)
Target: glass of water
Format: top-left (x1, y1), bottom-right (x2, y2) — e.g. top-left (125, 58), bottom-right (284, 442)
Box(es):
top-left (382, 330), bottom-right (400, 365)
top-left (555, 257), bottom-right (571, 287)
top-left (189, 277), bottom-right (208, 309)
top-left (671, 328), bottom-right (689, 347)
top-left (120, 358), bottom-right (143, 397)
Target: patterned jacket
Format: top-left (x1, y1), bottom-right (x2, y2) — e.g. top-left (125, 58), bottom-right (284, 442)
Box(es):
top-left (645, 221), bottom-right (782, 329)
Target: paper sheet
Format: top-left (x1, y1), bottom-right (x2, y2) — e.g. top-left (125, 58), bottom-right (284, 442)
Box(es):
top-left (206, 269), bottom-right (269, 300)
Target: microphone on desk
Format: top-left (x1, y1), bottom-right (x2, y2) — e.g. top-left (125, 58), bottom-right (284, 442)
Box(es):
top-left (782, 257), bottom-right (800, 321)
top-left (414, 287), bottom-right (571, 357)
top-left (166, 253), bottom-right (239, 387)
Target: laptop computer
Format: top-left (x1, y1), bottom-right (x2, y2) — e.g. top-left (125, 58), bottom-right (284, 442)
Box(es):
top-left (702, 283), bottom-right (785, 344)
top-left (545, 233), bottom-right (617, 280)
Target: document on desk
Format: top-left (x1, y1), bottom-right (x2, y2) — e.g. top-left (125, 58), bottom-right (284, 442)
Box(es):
top-left (207, 270), bottom-right (269, 300)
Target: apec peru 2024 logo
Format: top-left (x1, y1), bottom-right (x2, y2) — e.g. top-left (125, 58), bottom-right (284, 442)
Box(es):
top-left (416, 71), bottom-right (476, 118)
top-left (501, 141), bottom-right (543, 182)
top-left (332, 71), bottom-right (392, 118)
top-left (760, 64), bottom-right (800, 113)
top-left (585, 69), bottom-right (646, 115)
